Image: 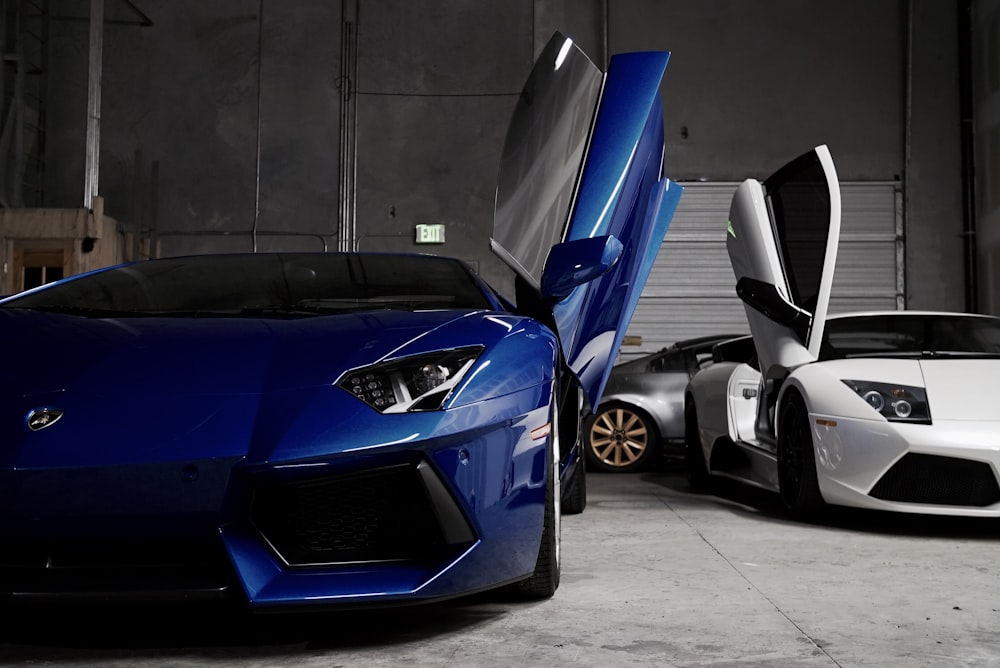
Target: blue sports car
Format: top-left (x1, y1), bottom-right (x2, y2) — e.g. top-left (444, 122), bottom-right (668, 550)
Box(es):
top-left (0, 33), bottom-right (681, 611)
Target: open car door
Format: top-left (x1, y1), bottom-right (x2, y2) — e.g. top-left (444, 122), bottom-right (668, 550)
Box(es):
top-left (491, 32), bottom-right (682, 409)
top-left (725, 145), bottom-right (841, 439)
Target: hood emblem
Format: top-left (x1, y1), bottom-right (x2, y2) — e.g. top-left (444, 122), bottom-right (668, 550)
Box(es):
top-left (27, 408), bottom-right (64, 431)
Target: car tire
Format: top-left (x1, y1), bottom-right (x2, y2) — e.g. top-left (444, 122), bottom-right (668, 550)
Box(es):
top-left (777, 391), bottom-right (826, 519)
top-left (585, 403), bottom-right (658, 473)
top-left (684, 400), bottom-right (710, 487)
top-left (514, 389), bottom-right (561, 599)
top-left (562, 456), bottom-right (587, 515)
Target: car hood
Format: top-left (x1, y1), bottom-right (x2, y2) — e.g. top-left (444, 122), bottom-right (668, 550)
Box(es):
top-left (920, 359), bottom-right (1000, 421)
top-left (0, 307), bottom-right (483, 397)
top-left (817, 357), bottom-right (1000, 421)
top-left (0, 307), bottom-right (494, 469)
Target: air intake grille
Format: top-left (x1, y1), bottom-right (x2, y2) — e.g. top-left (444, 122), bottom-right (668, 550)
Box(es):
top-left (869, 453), bottom-right (1000, 507)
top-left (0, 538), bottom-right (234, 601)
top-left (251, 464), bottom-right (450, 566)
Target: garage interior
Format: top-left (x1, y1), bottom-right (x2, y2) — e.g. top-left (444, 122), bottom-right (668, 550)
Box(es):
top-left (6, 1), bottom-right (996, 328)
top-left (3, 1), bottom-right (1000, 666)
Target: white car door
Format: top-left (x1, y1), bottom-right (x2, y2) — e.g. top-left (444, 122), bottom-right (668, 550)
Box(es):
top-left (724, 146), bottom-right (841, 441)
top-left (726, 363), bottom-right (762, 445)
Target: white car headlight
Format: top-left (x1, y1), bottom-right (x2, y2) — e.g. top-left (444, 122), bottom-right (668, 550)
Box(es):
top-left (337, 346), bottom-right (484, 413)
top-left (842, 380), bottom-right (931, 424)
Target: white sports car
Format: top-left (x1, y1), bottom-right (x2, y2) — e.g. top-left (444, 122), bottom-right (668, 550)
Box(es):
top-left (685, 145), bottom-right (1000, 518)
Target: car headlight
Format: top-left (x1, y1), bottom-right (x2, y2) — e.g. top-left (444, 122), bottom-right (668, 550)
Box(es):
top-left (842, 380), bottom-right (932, 424)
top-left (336, 346), bottom-right (484, 413)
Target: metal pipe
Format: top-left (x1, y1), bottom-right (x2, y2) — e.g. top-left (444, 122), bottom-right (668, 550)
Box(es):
top-left (901, 0), bottom-right (913, 309)
top-left (602, 0), bottom-right (608, 69)
top-left (155, 229), bottom-right (330, 252)
top-left (338, 0), bottom-right (358, 252)
top-left (251, 0), bottom-right (264, 252)
top-left (83, 0), bottom-right (103, 208)
top-left (12, 2), bottom-right (25, 207)
top-left (957, 0), bottom-right (978, 312)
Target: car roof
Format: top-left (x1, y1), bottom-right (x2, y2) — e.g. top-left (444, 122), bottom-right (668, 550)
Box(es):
top-left (614, 333), bottom-right (746, 367)
top-left (673, 333), bottom-right (747, 350)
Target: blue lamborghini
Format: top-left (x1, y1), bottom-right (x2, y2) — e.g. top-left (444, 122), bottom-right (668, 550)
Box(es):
top-left (0, 33), bottom-right (681, 611)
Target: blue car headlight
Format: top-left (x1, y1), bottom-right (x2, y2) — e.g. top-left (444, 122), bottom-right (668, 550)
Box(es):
top-left (842, 380), bottom-right (932, 424)
top-left (336, 346), bottom-right (484, 413)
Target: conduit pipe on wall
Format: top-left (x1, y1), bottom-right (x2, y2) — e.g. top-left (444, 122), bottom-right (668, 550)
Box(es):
top-left (338, 0), bottom-right (359, 252)
top-left (903, 0), bottom-right (913, 310)
top-left (83, 0), bottom-right (103, 208)
top-left (251, 0), bottom-right (264, 252)
top-left (958, 0), bottom-right (979, 312)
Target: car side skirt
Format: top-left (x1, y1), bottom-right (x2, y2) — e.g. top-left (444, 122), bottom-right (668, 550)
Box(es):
top-left (706, 436), bottom-right (779, 492)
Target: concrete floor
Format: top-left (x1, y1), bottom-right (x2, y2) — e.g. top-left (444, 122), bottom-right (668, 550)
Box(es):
top-left (3, 466), bottom-right (1000, 667)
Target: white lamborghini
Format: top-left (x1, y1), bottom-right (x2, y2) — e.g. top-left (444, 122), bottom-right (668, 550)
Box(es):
top-left (685, 145), bottom-right (1000, 518)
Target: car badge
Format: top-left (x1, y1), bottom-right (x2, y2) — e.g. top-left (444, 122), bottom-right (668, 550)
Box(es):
top-left (27, 408), bottom-right (64, 431)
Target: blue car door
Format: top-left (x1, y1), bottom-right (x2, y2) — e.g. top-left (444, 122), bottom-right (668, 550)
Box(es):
top-left (492, 32), bottom-right (682, 409)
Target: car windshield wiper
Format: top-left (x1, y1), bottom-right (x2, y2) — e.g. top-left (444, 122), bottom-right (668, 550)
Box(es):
top-left (239, 304), bottom-right (333, 317)
top-left (918, 350), bottom-right (1000, 359)
top-left (3, 304), bottom-right (141, 318)
top-left (247, 296), bottom-right (460, 314)
top-left (844, 350), bottom-right (1000, 359)
top-left (4, 304), bottom-right (270, 318)
top-left (843, 350), bottom-right (923, 359)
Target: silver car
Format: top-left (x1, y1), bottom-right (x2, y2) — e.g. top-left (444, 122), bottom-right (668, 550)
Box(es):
top-left (585, 334), bottom-right (745, 472)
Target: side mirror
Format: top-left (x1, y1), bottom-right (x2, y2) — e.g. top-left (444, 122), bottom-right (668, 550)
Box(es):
top-left (736, 276), bottom-right (810, 340)
top-left (540, 235), bottom-right (623, 301)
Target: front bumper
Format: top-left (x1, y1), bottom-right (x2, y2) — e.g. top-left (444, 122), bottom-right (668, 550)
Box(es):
top-left (0, 394), bottom-right (552, 609)
top-left (810, 414), bottom-right (1000, 516)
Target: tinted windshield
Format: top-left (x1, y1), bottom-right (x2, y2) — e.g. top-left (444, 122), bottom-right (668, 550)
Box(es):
top-left (0, 253), bottom-right (494, 316)
top-left (820, 314), bottom-right (1000, 359)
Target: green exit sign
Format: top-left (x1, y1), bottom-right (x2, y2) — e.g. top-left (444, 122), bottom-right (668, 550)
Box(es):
top-left (415, 224), bottom-right (446, 244)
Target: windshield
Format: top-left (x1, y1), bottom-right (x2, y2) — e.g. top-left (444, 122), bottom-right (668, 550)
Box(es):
top-left (0, 253), bottom-right (494, 316)
top-left (820, 314), bottom-right (1000, 359)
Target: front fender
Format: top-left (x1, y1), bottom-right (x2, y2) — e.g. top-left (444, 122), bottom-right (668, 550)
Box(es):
top-left (782, 360), bottom-right (914, 424)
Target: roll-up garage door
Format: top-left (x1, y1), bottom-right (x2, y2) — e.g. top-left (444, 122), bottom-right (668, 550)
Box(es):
top-left (620, 181), bottom-right (902, 361)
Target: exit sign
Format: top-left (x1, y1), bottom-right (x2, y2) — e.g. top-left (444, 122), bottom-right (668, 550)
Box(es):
top-left (415, 224), bottom-right (446, 244)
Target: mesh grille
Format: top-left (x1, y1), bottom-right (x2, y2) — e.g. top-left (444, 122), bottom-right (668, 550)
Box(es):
top-left (869, 453), bottom-right (1000, 507)
top-left (251, 464), bottom-right (448, 565)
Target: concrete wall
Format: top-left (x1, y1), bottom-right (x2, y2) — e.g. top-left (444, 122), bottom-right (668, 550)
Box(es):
top-left (611, 0), bottom-right (906, 181)
top-left (973, 0), bottom-right (1000, 316)
top-left (46, 0), bottom-right (343, 255)
top-left (41, 0), bottom-right (969, 310)
top-left (905, 1), bottom-right (966, 311)
top-left (352, 0), bottom-right (531, 289)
